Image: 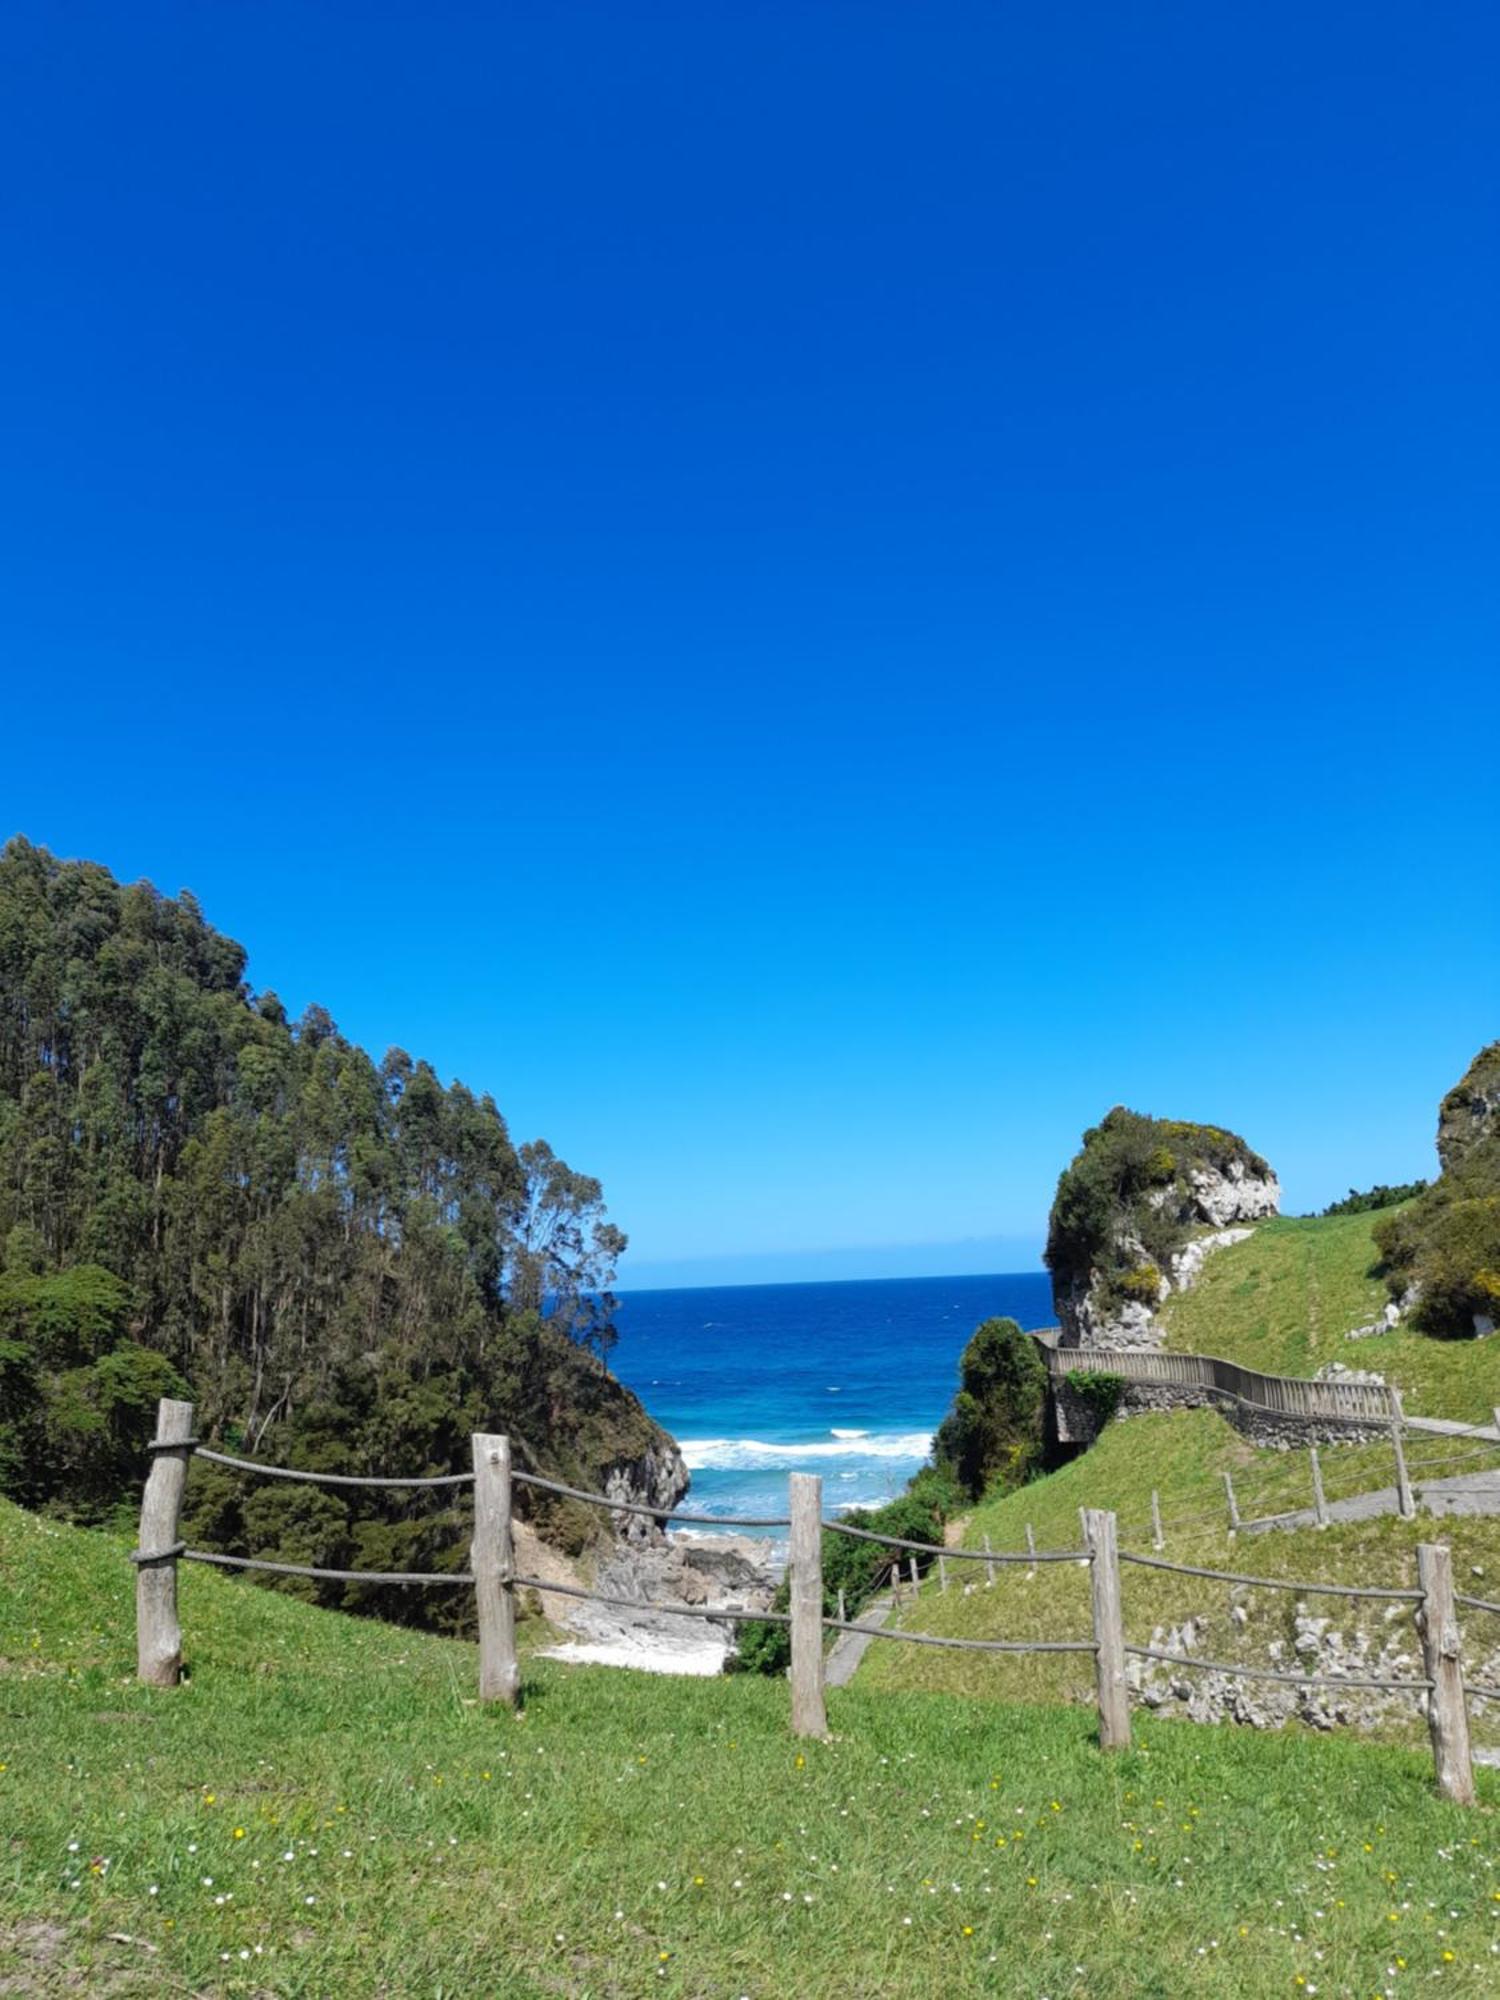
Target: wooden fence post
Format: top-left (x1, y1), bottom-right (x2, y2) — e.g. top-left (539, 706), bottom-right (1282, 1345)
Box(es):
top-left (1415, 1542), bottom-right (1474, 1804)
top-left (788, 1471), bottom-right (827, 1738)
top-left (1083, 1508), bottom-right (1130, 1750)
top-left (1150, 1490), bottom-right (1164, 1552)
top-left (1223, 1471), bottom-right (1241, 1533)
top-left (136, 1398), bottom-right (195, 1687)
top-left (1025, 1522), bottom-right (1037, 1562)
top-left (471, 1433), bottom-right (519, 1709)
top-left (1391, 1391), bottom-right (1416, 1521)
top-left (983, 1534), bottom-right (995, 1586)
top-left (909, 1554), bottom-right (919, 1590)
top-left (938, 1554), bottom-right (948, 1593)
top-left (1309, 1447), bottom-right (1328, 1529)
top-left (837, 1586), bottom-right (846, 1625)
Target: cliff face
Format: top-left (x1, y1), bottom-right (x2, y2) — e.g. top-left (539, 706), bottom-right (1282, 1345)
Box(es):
top-left (1046, 1108), bottom-right (1280, 1348)
top-left (1374, 1040), bottom-right (1500, 1339)
top-left (1437, 1041), bottom-right (1500, 1175)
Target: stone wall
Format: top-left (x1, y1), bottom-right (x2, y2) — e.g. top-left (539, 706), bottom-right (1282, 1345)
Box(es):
top-left (1051, 1377), bottom-right (1392, 1451)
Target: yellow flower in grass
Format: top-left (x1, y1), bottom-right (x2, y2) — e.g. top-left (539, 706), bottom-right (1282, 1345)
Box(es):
top-left (232, 1828), bottom-right (245, 1840)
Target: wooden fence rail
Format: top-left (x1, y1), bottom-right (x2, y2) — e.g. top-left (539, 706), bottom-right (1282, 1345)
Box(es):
top-left (1046, 1342), bottom-right (1399, 1424)
top-left (132, 1399), bottom-right (1489, 1807)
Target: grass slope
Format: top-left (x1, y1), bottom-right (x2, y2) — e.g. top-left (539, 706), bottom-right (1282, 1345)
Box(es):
top-left (4, 1500), bottom-right (1500, 1998)
top-left (1158, 1214), bottom-right (1500, 1424)
top-left (857, 1412), bottom-right (1500, 1752)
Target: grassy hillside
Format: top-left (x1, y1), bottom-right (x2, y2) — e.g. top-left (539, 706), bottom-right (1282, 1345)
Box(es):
top-left (5, 1500), bottom-right (1500, 1997)
top-left (1157, 1213), bottom-right (1500, 1424)
top-left (857, 1412), bottom-right (1500, 1742)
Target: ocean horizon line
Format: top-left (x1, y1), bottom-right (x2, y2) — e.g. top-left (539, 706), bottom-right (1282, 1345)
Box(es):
top-left (614, 1265), bottom-right (1052, 1299)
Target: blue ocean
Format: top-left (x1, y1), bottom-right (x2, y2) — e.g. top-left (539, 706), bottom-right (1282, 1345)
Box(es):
top-left (609, 1271), bottom-right (1055, 1526)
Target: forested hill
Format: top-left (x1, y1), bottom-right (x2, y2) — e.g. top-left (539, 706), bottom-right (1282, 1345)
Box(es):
top-left (0, 837), bottom-right (668, 1611)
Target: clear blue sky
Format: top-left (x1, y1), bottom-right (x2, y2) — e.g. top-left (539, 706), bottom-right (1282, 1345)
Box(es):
top-left (2, 2), bottom-right (1496, 1286)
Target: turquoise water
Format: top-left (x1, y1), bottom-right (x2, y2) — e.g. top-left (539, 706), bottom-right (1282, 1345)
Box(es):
top-left (610, 1270), bottom-right (1054, 1525)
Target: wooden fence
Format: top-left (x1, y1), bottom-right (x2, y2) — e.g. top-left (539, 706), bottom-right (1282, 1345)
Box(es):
top-left (1046, 1341), bottom-right (1399, 1424)
top-left (132, 1398), bottom-right (1498, 1807)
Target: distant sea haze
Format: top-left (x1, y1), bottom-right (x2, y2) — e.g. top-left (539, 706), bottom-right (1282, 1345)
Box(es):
top-left (609, 1271), bottom-right (1055, 1528)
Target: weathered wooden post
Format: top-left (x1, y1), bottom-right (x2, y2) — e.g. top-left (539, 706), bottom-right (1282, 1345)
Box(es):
top-left (1025, 1522), bottom-right (1037, 1561)
top-left (1083, 1508), bottom-right (1130, 1750)
top-left (788, 1471), bottom-right (826, 1738)
top-left (983, 1534), bottom-right (995, 1586)
top-left (1223, 1472), bottom-right (1241, 1533)
top-left (938, 1554), bottom-right (948, 1593)
top-left (908, 1553), bottom-right (918, 1590)
top-left (1150, 1490), bottom-right (1164, 1552)
top-left (136, 1398), bottom-right (196, 1687)
top-left (1491, 1406), bottom-right (1500, 1441)
top-left (1415, 1542), bottom-right (1474, 1804)
top-left (836, 1586), bottom-right (846, 1625)
top-left (471, 1433), bottom-right (519, 1709)
top-left (1310, 1447), bottom-right (1329, 1529)
top-left (1391, 1392), bottom-right (1416, 1520)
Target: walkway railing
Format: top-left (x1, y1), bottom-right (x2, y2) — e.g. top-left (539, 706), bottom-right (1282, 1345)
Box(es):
top-left (130, 1397), bottom-right (1496, 1807)
top-left (1046, 1341), bottom-right (1399, 1423)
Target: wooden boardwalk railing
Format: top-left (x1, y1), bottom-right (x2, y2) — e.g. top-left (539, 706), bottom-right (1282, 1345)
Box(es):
top-left (129, 1397), bottom-right (1498, 1807)
top-left (1044, 1339), bottom-right (1399, 1423)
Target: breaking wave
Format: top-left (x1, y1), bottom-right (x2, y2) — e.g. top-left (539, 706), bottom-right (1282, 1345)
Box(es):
top-left (678, 1430), bottom-right (933, 1472)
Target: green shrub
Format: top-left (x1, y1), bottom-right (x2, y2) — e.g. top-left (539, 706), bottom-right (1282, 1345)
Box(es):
top-left (932, 1316), bottom-right (1048, 1502)
top-left (1063, 1369), bottom-right (1127, 1423)
top-left (1111, 1264), bottom-right (1162, 1306)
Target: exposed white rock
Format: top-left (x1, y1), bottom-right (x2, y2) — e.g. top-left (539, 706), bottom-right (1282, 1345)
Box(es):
top-left (1188, 1161), bottom-right (1283, 1227)
top-left (1346, 1301), bottom-right (1402, 1341)
top-left (1315, 1361), bottom-right (1387, 1388)
top-left (1168, 1227), bottom-right (1255, 1293)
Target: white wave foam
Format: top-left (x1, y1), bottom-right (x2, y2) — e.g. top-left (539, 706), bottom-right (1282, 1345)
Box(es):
top-left (679, 1431), bottom-right (933, 1472)
top-left (829, 1427), bottom-right (869, 1439)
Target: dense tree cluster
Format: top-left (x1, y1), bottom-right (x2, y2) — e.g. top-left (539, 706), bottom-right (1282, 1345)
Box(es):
top-left (0, 838), bottom-right (660, 1623)
top-left (1321, 1182), bottom-right (1429, 1217)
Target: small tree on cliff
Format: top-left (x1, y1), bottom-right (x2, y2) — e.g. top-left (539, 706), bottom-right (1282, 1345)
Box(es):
top-left (933, 1316), bottom-right (1048, 1502)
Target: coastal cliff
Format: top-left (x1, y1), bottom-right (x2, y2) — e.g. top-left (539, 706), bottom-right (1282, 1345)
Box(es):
top-left (1046, 1107), bottom-right (1280, 1347)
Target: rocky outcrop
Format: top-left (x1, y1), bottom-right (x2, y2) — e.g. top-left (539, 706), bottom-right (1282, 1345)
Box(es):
top-left (602, 1442), bottom-right (692, 1542)
top-left (1128, 1598), bottom-right (1500, 1735)
top-left (1372, 1041), bottom-right (1500, 1338)
top-left (1437, 1040), bottom-right (1500, 1173)
top-left (538, 1531), bottom-right (775, 1675)
top-left (1047, 1109), bottom-right (1279, 1348)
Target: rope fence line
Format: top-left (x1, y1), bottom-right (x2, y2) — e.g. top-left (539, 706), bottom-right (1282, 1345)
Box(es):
top-left (133, 1399), bottom-right (1490, 1807)
top-left (182, 1550), bottom-right (476, 1585)
top-left (1123, 1644), bottom-right (1432, 1693)
top-left (512, 1467), bottom-right (790, 1529)
top-left (197, 1444), bottom-right (476, 1488)
top-left (513, 1573), bottom-right (795, 1627)
top-left (822, 1519), bottom-right (1081, 1562)
top-left (1119, 1550), bottom-right (1422, 1601)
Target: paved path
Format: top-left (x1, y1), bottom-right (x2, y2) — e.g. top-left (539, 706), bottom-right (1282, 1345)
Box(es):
top-left (825, 1596), bottom-right (894, 1687)
top-left (1242, 1468), bottom-right (1500, 1536)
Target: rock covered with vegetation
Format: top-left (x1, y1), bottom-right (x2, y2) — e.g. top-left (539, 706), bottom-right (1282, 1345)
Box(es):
top-left (1374, 1040), bottom-right (1500, 1338)
top-left (1046, 1107), bottom-right (1280, 1346)
top-left (0, 837), bottom-right (682, 1625)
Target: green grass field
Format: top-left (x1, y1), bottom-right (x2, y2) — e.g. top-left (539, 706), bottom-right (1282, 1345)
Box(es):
top-left (1157, 1214), bottom-right (1500, 1425)
top-left (4, 1498), bottom-right (1500, 1998)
